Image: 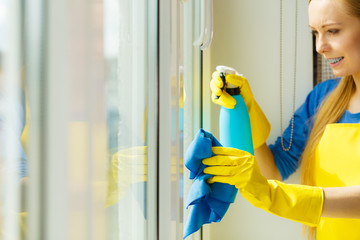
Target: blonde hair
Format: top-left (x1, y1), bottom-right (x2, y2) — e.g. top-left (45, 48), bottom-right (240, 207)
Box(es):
top-left (300, 76), bottom-right (355, 238)
top-left (300, 76), bottom-right (355, 186)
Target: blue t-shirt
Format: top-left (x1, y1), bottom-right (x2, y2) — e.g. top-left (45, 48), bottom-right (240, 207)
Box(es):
top-left (269, 78), bottom-right (359, 180)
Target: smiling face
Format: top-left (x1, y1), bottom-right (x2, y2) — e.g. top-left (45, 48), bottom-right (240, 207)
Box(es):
top-left (309, 0), bottom-right (360, 79)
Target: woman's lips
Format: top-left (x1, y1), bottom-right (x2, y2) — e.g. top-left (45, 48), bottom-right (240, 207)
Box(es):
top-left (328, 57), bottom-right (344, 67)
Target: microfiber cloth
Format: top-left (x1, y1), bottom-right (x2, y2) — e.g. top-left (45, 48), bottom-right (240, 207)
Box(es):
top-left (183, 129), bottom-right (238, 239)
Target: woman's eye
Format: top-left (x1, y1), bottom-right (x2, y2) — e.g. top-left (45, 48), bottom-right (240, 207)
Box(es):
top-left (328, 29), bottom-right (339, 34)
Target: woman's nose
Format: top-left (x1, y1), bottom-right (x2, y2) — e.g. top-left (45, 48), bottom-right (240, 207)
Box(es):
top-left (316, 36), bottom-right (330, 54)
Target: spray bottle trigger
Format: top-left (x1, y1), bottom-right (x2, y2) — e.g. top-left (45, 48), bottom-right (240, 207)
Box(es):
top-left (214, 72), bottom-right (226, 100)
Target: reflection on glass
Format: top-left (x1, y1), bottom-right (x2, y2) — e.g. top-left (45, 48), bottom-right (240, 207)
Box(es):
top-left (0, 0), bottom-right (27, 238)
top-left (105, 0), bottom-right (188, 239)
top-left (169, 3), bottom-right (184, 238)
top-left (104, 0), bottom-right (150, 239)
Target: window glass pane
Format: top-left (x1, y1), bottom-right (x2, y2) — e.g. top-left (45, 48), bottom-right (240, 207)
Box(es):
top-left (104, 0), bottom-right (157, 239)
top-left (169, 1), bottom-right (183, 239)
top-left (182, 0), bottom-right (202, 239)
top-left (0, 0), bottom-right (27, 238)
top-left (22, 0), bottom-right (109, 238)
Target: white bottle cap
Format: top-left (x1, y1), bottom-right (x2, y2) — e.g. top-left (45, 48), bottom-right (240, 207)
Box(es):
top-left (216, 65), bottom-right (238, 88)
top-left (216, 65), bottom-right (237, 75)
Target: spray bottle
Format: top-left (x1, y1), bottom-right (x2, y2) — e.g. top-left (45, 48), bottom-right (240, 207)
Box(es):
top-left (217, 66), bottom-right (254, 155)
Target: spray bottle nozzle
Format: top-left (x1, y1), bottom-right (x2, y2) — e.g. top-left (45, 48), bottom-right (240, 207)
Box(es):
top-left (219, 71), bottom-right (226, 91)
top-left (219, 71), bottom-right (240, 96)
top-left (214, 72), bottom-right (226, 100)
top-left (215, 66), bottom-right (241, 97)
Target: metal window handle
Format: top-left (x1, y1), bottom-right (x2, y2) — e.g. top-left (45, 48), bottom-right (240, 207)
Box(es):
top-left (200, 0), bottom-right (213, 50)
top-left (193, 0), bottom-right (213, 49)
top-left (193, 0), bottom-right (206, 46)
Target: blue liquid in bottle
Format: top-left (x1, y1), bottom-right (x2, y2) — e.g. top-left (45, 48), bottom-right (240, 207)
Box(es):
top-left (218, 75), bottom-right (254, 155)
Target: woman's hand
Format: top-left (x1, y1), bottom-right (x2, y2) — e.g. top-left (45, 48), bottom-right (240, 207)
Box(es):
top-left (203, 146), bottom-right (324, 226)
top-left (209, 66), bottom-right (271, 149)
top-left (106, 146), bottom-right (147, 206)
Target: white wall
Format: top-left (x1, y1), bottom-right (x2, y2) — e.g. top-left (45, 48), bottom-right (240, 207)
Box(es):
top-left (202, 0), bottom-right (313, 239)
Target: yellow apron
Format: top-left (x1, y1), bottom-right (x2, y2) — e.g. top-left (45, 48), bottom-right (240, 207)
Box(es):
top-left (314, 124), bottom-right (360, 239)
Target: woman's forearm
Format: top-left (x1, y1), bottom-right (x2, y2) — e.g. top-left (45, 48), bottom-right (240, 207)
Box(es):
top-left (322, 186), bottom-right (360, 218)
top-left (253, 144), bottom-right (360, 219)
top-left (254, 143), bottom-right (282, 180)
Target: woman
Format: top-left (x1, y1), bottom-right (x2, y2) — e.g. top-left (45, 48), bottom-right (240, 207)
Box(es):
top-left (206, 0), bottom-right (360, 239)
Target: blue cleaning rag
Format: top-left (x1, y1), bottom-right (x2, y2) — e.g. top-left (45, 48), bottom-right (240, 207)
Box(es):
top-left (183, 129), bottom-right (238, 239)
